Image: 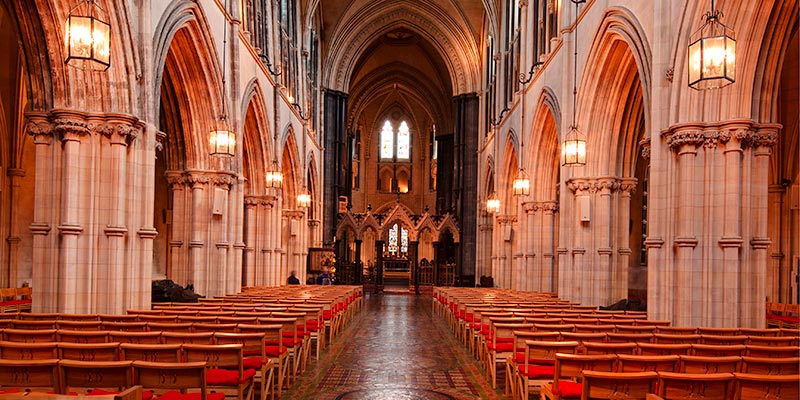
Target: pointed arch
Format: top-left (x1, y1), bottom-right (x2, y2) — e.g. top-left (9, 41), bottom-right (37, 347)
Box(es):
top-left (241, 80), bottom-right (270, 194)
top-left (579, 7), bottom-right (651, 176)
top-left (529, 88), bottom-right (561, 200)
top-left (281, 129), bottom-right (301, 209)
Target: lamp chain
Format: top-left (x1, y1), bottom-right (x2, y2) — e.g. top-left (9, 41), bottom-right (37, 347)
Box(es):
top-left (572, 0), bottom-right (579, 129)
top-left (221, 0), bottom-right (228, 120)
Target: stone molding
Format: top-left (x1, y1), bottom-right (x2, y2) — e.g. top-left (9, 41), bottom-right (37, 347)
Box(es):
top-left (496, 215), bottom-right (517, 225)
top-left (661, 120), bottom-right (782, 152)
top-left (522, 201), bottom-right (558, 213)
top-left (566, 177), bottom-right (624, 194)
top-left (165, 170), bottom-right (239, 189)
top-left (244, 195), bottom-right (277, 207)
top-left (25, 109), bottom-right (142, 144)
top-left (283, 210), bottom-right (305, 219)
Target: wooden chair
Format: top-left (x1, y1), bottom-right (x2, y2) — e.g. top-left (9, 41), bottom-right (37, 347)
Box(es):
top-left (515, 340), bottom-right (579, 400)
top-left (540, 353), bottom-right (616, 400)
top-left (560, 332), bottom-right (607, 352)
top-left (258, 317), bottom-right (304, 385)
top-left (617, 354), bottom-right (680, 372)
top-left (0, 341), bottom-right (58, 360)
top-left (18, 313), bottom-right (58, 321)
top-left (579, 371), bottom-right (658, 400)
top-left (653, 333), bottom-right (700, 344)
top-left (582, 341), bottom-right (637, 355)
top-left (133, 361), bottom-right (224, 400)
top-left (633, 320), bottom-right (671, 327)
top-left (147, 322), bottom-right (193, 333)
top-left (110, 331), bottom-right (163, 344)
top-left (679, 355), bottom-right (740, 373)
top-left (698, 327), bottom-right (741, 336)
top-left (103, 321), bottom-right (149, 332)
top-left (13, 288), bottom-right (32, 313)
top-left (636, 343), bottom-right (692, 356)
top-left (607, 332), bottom-right (652, 343)
top-left (745, 345), bottom-right (800, 358)
top-left (59, 359), bottom-right (132, 395)
top-left (733, 372), bottom-right (799, 399)
top-left (574, 324), bottom-right (616, 334)
top-left (503, 330), bottom-right (560, 396)
top-left (3, 328), bottom-right (57, 342)
top-left (700, 334), bottom-right (748, 345)
top-left (746, 335), bottom-right (797, 346)
top-left (690, 344), bottom-right (746, 357)
top-left (57, 329), bottom-right (110, 343)
top-left (656, 326), bottom-right (697, 335)
top-left (740, 356), bottom-right (800, 375)
top-left (615, 325), bottom-right (658, 334)
top-left (162, 332), bottom-right (214, 345)
top-left (56, 320), bottom-right (103, 331)
top-left (59, 342), bottom-right (120, 361)
top-left (120, 343), bottom-right (182, 362)
top-left (11, 320), bottom-right (56, 330)
top-left (193, 323), bottom-right (238, 333)
top-left (739, 328), bottom-right (780, 337)
top-left (214, 332), bottom-right (275, 400)
top-left (0, 358), bottom-right (59, 392)
top-left (485, 321), bottom-right (530, 389)
top-left (182, 344), bottom-right (255, 400)
top-left (0, 288), bottom-right (19, 314)
top-left (99, 315), bottom-right (140, 323)
top-left (657, 371), bottom-right (734, 399)
top-left (237, 323), bottom-right (288, 398)
top-left (59, 314), bottom-right (100, 322)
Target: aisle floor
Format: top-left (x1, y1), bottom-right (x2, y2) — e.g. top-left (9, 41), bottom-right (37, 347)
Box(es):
top-left (284, 293), bottom-right (504, 399)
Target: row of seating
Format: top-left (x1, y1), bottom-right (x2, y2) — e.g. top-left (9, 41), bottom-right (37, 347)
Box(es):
top-left (0, 285), bottom-right (363, 400)
top-left (766, 301), bottom-right (800, 329)
top-left (433, 287), bottom-right (800, 400)
top-left (0, 287), bottom-right (32, 313)
top-left (0, 354), bottom-right (256, 400)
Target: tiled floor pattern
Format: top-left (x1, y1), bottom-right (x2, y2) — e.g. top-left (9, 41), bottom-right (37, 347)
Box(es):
top-left (284, 292), bottom-right (504, 399)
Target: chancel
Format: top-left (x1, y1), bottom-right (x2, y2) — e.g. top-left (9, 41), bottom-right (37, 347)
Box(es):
top-left (0, 0), bottom-right (796, 398)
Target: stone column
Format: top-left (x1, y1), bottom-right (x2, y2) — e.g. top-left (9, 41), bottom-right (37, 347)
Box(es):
top-left (542, 201), bottom-right (558, 293)
top-left (5, 168), bottom-right (25, 288)
top-left (187, 174), bottom-right (208, 295)
top-left (243, 196), bottom-right (258, 286)
top-left (354, 239), bottom-right (363, 284)
top-left (767, 184), bottom-right (785, 302)
top-left (375, 240), bottom-right (384, 292)
top-left (98, 119), bottom-right (136, 314)
top-left (745, 126), bottom-right (779, 327)
top-left (166, 172), bottom-right (187, 284)
top-left (26, 114), bottom-right (55, 312)
top-left (432, 241), bottom-right (440, 286)
top-left (409, 240), bottom-right (419, 293)
top-left (54, 113), bottom-right (89, 314)
top-left (566, 179), bottom-right (591, 305)
top-left (718, 133), bottom-right (744, 326)
top-left (618, 179), bottom-right (637, 302)
top-left (522, 202), bottom-right (537, 292)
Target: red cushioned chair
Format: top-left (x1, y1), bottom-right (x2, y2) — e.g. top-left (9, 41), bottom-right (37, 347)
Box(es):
top-left (58, 359), bottom-right (133, 396)
top-left (214, 332), bottom-right (274, 400)
top-left (182, 344), bottom-right (255, 400)
top-left (515, 340), bottom-right (579, 400)
top-left (540, 353), bottom-right (616, 400)
top-left (133, 361), bottom-right (224, 400)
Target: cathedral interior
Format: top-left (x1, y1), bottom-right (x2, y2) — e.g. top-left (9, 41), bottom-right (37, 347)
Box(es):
top-left (0, 0), bottom-right (797, 398)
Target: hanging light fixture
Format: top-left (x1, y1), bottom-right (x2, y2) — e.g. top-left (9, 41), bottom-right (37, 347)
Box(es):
top-left (486, 192), bottom-right (500, 214)
top-left (562, 0), bottom-right (587, 167)
top-left (265, 159), bottom-right (283, 188)
top-left (297, 189), bottom-right (311, 208)
top-left (210, 0), bottom-right (235, 156)
top-left (64, 0), bottom-right (111, 71)
top-left (512, 168), bottom-right (530, 196)
top-left (688, 0), bottom-right (736, 90)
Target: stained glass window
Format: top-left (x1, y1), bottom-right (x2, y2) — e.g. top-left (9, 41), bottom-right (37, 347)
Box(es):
top-left (400, 227), bottom-right (408, 254)
top-left (397, 121), bottom-right (410, 159)
top-left (388, 223), bottom-right (399, 254)
top-left (380, 120), bottom-right (394, 159)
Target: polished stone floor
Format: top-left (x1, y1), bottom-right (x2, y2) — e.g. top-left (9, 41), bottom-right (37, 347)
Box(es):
top-left (284, 292), bottom-right (503, 399)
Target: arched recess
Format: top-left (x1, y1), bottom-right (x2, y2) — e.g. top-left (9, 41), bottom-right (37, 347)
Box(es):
top-left (281, 128), bottom-right (300, 210)
top-left (523, 89), bottom-right (561, 293)
top-left (240, 80), bottom-right (272, 287)
top-left (495, 134), bottom-right (519, 289)
top-left (0, 2), bottom-right (44, 287)
top-left (759, 3), bottom-right (799, 303)
top-left (322, 2), bottom-right (480, 94)
top-left (564, 7), bottom-right (650, 306)
top-left (477, 156), bottom-right (495, 282)
top-left (153, 8), bottom-right (226, 297)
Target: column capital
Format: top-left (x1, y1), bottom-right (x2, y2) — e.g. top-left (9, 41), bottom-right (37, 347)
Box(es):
top-left (662, 119), bottom-right (781, 153)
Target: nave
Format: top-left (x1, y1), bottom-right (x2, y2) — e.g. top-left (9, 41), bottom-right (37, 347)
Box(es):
top-left (286, 294), bottom-right (502, 399)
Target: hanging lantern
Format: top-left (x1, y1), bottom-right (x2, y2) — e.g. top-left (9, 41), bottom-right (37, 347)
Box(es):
top-left (512, 169), bottom-right (530, 196)
top-left (209, 117), bottom-right (236, 156)
top-left (65, 0), bottom-right (111, 71)
top-left (562, 125), bottom-right (586, 166)
top-left (486, 192), bottom-right (500, 214)
top-left (297, 189), bottom-right (312, 208)
top-left (688, 1), bottom-right (736, 90)
top-left (265, 160), bottom-right (283, 188)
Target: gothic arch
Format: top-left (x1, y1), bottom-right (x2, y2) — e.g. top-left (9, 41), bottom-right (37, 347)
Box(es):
top-left (281, 130), bottom-right (301, 209)
top-left (579, 7), bottom-right (651, 176)
top-left (154, 1), bottom-right (224, 170)
top-left (529, 90), bottom-right (561, 200)
top-left (323, 3), bottom-right (480, 94)
top-left (241, 80), bottom-right (270, 194)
